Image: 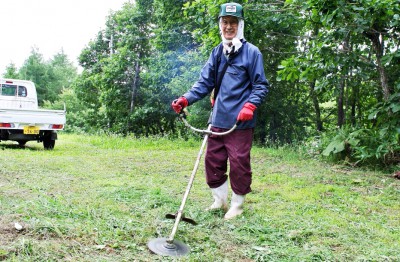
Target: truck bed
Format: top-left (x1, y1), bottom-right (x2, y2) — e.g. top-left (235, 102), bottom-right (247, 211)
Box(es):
top-left (0, 107), bottom-right (66, 130)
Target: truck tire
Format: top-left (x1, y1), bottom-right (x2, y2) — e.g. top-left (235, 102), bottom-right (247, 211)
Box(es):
top-left (18, 141), bottom-right (27, 147)
top-left (43, 138), bottom-right (55, 150)
top-left (42, 131), bottom-right (57, 150)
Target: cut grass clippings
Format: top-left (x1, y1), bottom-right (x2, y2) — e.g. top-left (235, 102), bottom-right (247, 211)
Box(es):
top-left (0, 133), bottom-right (399, 261)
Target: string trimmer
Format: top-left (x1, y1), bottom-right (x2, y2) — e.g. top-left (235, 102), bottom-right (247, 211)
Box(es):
top-left (147, 112), bottom-right (237, 257)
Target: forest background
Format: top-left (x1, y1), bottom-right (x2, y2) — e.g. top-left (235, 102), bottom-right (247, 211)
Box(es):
top-left (2, 0), bottom-right (399, 169)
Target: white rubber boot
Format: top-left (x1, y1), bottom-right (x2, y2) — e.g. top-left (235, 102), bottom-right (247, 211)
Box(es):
top-left (224, 192), bottom-right (245, 220)
top-left (207, 180), bottom-right (228, 211)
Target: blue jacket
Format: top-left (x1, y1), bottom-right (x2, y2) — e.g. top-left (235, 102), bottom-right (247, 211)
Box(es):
top-left (183, 41), bottom-right (269, 129)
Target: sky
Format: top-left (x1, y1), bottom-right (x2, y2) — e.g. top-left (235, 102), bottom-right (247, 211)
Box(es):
top-left (0, 0), bottom-right (130, 75)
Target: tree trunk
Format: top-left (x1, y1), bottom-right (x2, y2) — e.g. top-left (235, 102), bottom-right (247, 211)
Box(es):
top-left (269, 112), bottom-right (278, 142)
top-left (337, 36), bottom-right (351, 128)
top-left (257, 108), bottom-right (268, 144)
top-left (365, 31), bottom-right (391, 101)
top-left (127, 54), bottom-right (141, 133)
top-left (349, 69), bottom-right (358, 126)
top-left (309, 80), bottom-right (323, 131)
top-left (309, 25), bottom-right (323, 132)
top-left (337, 75), bottom-right (345, 128)
top-left (130, 57), bottom-right (141, 114)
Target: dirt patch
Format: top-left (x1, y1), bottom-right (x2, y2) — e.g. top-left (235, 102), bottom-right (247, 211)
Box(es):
top-left (0, 214), bottom-right (26, 247)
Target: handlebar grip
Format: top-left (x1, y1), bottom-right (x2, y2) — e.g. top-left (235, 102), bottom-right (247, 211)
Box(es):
top-left (179, 108), bottom-right (189, 118)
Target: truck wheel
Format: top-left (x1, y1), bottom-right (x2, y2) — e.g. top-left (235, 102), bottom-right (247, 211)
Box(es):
top-left (18, 141), bottom-right (27, 146)
top-left (43, 138), bottom-right (55, 150)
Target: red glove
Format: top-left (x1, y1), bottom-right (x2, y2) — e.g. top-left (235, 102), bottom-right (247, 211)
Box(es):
top-left (171, 97), bottom-right (188, 114)
top-left (237, 102), bottom-right (257, 121)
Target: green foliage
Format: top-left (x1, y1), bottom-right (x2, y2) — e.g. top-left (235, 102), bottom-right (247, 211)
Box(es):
top-left (2, 63), bottom-right (19, 79)
top-left (276, 0), bottom-right (400, 166)
top-left (322, 126), bottom-right (399, 167)
top-left (6, 47), bottom-right (77, 106)
top-left (44, 88), bottom-right (93, 134)
top-left (75, 2), bottom-right (154, 134)
top-left (183, 0), bottom-right (226, 52)
top-left (322, 128), bottom-right (361, 158)
top-left (45, 51), bottom-right (78, 103)
top-left (152, 0), bottom-right (196, 51)
top-left (321, 85), bottom-right (399, 166)
top-left (18, 48), bottom-right (49, 105)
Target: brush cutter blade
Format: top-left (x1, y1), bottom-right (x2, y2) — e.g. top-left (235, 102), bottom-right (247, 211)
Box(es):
top-left (165, 213), bottom-right (197, 225)
top-left (148, 237), bottom-right (189, 256)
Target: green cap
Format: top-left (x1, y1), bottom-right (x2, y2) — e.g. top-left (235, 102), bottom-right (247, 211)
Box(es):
top-left (218, 3), bottom-right (244, 20)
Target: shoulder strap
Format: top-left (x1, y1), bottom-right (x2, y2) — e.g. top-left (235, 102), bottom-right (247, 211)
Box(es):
top-left (213, 45), bottom-right (229, 101)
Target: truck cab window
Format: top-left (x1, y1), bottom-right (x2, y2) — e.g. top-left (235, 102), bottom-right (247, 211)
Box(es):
top-left (0, 84), bottom-right (17, 96)
top-left (18, 86), bottom-right (27, 97)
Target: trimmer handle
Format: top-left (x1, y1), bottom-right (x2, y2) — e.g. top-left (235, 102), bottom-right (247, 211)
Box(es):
top-left (179, 108), bottom-right (189, 119)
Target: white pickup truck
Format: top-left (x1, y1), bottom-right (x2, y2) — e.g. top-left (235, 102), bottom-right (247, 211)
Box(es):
top-left (0, 78), bottom-right (66, 149)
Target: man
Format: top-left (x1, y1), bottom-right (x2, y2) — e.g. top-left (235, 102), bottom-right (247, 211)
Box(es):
top-left (172, 2), bottom-right (269, 219)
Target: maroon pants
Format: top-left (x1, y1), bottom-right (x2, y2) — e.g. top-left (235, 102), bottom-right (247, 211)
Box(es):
top-left (205, 127), bottom-right (254, 195)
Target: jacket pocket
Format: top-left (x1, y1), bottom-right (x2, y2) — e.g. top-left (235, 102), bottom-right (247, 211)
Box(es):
top-left (226, 67), bottom-right (238, 75)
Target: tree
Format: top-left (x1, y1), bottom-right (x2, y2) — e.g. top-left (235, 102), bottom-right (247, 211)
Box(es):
top-left (19, 47), bottom-right (49, 105)
top-left (278, 0), bottom-right (400, 164)
top-left (2, 62), bottom-right (19, 79)
top-left (46, 50), bottom-right (78, 102)
top-left (17, 47), bottom-right (78, 106)
top-left (76, 1), bottom-right (154, 134)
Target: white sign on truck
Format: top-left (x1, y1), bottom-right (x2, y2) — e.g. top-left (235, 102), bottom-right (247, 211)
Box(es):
top-left (0, 78), bottom-right (66, 149)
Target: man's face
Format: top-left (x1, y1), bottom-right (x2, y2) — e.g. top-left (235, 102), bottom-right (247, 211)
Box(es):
top-left (220, 16), bottom-right (238, 40)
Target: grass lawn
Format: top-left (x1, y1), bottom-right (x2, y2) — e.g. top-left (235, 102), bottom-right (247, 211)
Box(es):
top-left (0, 133), bottom-right (399, 261)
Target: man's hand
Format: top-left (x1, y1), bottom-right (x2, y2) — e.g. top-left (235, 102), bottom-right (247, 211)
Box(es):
top-left (237, 102), bottom-right (257, 121)
top-left (171, 97), bottom-right (189, 114)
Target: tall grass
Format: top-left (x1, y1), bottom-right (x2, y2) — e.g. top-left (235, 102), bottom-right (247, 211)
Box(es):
top-left (0, 134), bottom-right (399, 261)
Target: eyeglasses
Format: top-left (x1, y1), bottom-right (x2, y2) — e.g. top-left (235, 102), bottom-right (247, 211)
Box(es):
top-left (220, 19), bottom-right (238, 27)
